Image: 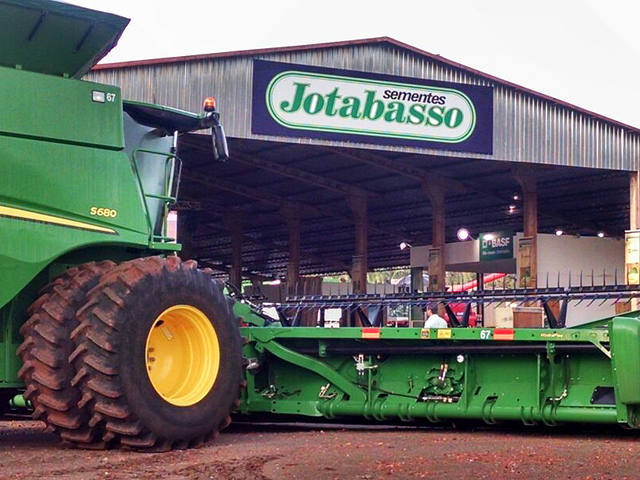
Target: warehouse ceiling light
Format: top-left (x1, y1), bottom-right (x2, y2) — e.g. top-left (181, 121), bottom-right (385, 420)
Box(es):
top-left (457, 228), bottom-right (472, 241)
top-left (555, 229), bottom-right (564, 236)
top-left (597, 231), bottom-right (605, 238)
top-left (508, 205), bottom-right (516, 214)
top-left (399, 241), bottom-right (411, 250)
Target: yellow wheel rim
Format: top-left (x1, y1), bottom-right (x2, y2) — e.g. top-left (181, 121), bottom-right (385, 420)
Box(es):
top-left (145, 305), bottom-right (220, 407)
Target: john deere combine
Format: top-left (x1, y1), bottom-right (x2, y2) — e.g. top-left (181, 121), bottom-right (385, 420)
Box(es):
top-left (3, 0), bottom-right (640, 454)
top-left (0, 0), bottom-right (240, 451)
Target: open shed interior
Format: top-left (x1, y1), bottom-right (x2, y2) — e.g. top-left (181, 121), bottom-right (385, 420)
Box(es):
top-left (176, 134), bottom-right (630, 280)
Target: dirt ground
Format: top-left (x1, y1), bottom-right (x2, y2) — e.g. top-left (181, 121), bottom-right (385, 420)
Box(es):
top-left (1, 420), bottom-right (639, 479)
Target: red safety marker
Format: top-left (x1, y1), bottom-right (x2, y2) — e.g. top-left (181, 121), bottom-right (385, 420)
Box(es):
top-left (493, 328), bottom-right (515, 341)
top-left (361, 327), bottom-right (381, 339)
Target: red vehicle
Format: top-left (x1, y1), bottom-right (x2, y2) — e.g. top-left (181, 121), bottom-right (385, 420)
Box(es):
top-left (387, 273), bottom-right (506, 327)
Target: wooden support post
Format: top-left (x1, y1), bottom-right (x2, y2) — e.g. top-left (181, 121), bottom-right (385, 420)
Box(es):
top-left (422, 183), bottom-right (446, 292)
top-left (176, 211), bottom-right (197, 261)
top-left (348, 195), bottom-right (368, 295)
top-left (631, 171), bottom-right (639, 231)
top-left (282, 207), bottom-right (301, 296)
top-left (224, 216), bottom-right (243, 289)
top-left (625, 172), bottom-right (640, 311)
top-left (513, 167), bottom-right (538, 288)
top-left (410, 266), bottom-right (424, 327)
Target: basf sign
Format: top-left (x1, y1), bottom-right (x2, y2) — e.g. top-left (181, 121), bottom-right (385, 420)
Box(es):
top-left (480, 231), bottom-right (514, 261)
top-left (252, 60), bottom-right (493, 154)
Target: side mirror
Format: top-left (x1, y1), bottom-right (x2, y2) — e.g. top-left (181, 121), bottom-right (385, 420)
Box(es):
top-left (211, 124), bottom-right (229, 161)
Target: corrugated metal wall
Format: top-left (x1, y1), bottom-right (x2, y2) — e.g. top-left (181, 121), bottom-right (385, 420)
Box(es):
top-left (87, 43), bottom-right (640, 170)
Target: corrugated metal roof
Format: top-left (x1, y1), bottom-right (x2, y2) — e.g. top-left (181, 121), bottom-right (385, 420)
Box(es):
top-left (88, 39), bottom-right (640, 171)
top-left (93, 36), bottom-right (640, 134)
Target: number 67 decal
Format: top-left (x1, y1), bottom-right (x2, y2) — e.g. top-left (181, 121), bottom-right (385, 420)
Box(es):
top-left (480, 329), bottom-right (493, 340)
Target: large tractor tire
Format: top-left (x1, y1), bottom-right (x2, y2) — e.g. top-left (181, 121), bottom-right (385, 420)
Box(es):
top-left (70, 256), bottom-right (243, 451)
top-left (17, 261), bottom-right (116, 446)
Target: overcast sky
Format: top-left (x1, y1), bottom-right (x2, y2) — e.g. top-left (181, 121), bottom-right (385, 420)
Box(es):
top-left (72, 0), bottom-right (640, 128)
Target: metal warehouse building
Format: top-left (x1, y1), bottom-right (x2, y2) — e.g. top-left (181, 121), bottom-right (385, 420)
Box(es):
top-left (88, 37), bottom-right (640, 325)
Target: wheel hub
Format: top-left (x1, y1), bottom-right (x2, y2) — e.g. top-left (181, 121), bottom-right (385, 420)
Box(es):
top-left (145, 305), bottom-right (220, 407)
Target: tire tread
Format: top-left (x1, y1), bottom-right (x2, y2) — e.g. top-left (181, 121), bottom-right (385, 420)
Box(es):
top-left (72, 256), bottom-right (242, 451)
top-left (18, 261), bottom-right (115, 447)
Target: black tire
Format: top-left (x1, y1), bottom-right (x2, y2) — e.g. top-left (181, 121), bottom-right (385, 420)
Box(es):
top-left (71, 256), bottom-right (243, 451)
top-left (17, 261), bottom-right (116, 446)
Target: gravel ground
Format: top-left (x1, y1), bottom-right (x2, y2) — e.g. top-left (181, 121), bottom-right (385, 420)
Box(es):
top-left (1, 420), bottom-right (639, 479)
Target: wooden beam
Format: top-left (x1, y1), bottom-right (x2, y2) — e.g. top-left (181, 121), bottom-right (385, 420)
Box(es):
top-left (512, 166), bottom-right (538, 288)
top-left (282, 206), bottom-right (302, 295)
top-left (410, 267), bottom-right (425, 326)
top-left (232, 150), bottom-right (378, 198)
top-left (422, 183), bottom-right (446, 292)
top-left (422, 183), bottom-right (446, 247)
top-left (173, 199), bottom-right (249, 215)
top-left (223, 215), bottom-right (243, 288)
top-left (197, 222), bottom-right (350, 272)
top-left (198, 259), bottom-right (273, 282)
top-left (627, 173), bottom-right (640, 312)
top-left (326, 147), bottom-right (467, 193)
top-left (512, 167), bottom-right (538, 237)
top-left (181, 134), bottom-right (377, 198)
top-left (631, 171), bottom-right (639, 230)
top-left (328, 147), bottom-right (608, 236)
top-left (182, 171), bottom-right (406, 242)
top-left (348, 195), bottom-right (368, 294)
top-left (183, 172), bottom-right (293, 210)
top-left (465, 170), bottom-right (609, 236)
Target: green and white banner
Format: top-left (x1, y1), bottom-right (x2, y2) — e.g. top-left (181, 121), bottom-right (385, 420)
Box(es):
top-left (252, 60), bottom-right (493, 154)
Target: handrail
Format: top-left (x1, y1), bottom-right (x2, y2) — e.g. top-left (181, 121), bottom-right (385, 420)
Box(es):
top-left (131, 148), bottom-right (178, 244)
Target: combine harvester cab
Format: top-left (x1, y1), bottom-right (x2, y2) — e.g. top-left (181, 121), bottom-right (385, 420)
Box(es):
top-left (0, 0), bottom-right (240, 451)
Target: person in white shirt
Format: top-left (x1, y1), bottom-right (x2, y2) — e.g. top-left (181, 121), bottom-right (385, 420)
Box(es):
top-left (424, 304), bottom-right (448, 328)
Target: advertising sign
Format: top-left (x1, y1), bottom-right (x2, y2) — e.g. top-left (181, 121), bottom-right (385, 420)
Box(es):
top-left (480, 231), bottom-right (514, 261)
top-left (625, 230), bottom-right (640, 284)
top-left (252, 60), bottom-right (493, 154)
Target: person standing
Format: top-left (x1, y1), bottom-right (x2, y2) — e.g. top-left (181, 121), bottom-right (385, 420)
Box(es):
top-left (424, 304), bottom-right (448, 328)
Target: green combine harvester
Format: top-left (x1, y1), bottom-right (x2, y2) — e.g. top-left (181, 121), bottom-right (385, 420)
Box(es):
top-left (2, 0), bottom-right (640, 452)
top-left (0, 0), bottom-right (238, 451)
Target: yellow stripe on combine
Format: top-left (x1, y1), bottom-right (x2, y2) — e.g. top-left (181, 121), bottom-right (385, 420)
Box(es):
top-left (0, 205), bottom-right (117, 234)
